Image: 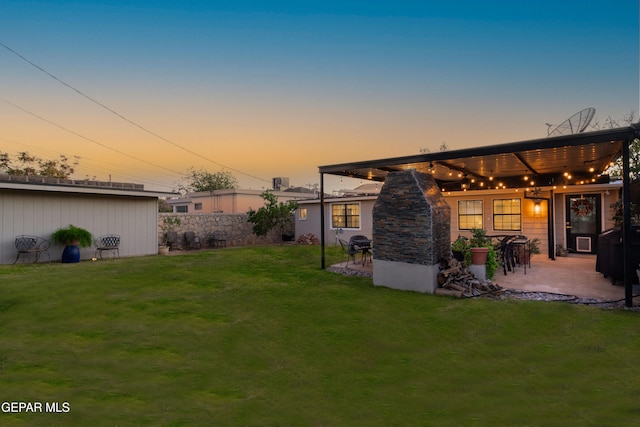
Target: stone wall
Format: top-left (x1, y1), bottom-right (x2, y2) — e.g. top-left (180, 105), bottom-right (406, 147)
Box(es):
top-left (373, 170), bottom-right (451, 265)
top-left (372, 170), bottom-right (451, 294)
top-left (158, 213), bottom-right (290, 248)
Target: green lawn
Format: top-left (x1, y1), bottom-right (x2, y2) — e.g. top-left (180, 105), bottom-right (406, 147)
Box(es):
top-left (1, 245), bottom-right (639, 426)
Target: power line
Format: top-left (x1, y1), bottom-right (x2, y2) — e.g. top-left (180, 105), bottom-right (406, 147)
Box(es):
top-left (0, 41), bottom-right (271, 184)
top-left (0, 97), bottom-right (185, 176)
top-left (0, 136), bottom-right (176, 190)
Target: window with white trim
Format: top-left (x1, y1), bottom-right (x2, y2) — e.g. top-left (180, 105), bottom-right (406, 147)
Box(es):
top-left (299, 208), bottom-right (308, 221)
top-left (331, 203), bottom-right (360, 229)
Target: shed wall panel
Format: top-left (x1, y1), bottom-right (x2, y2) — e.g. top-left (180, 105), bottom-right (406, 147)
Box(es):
top-left (1, 189), bottom-right (159, 264)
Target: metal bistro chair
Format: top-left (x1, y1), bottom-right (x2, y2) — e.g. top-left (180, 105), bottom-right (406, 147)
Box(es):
top-left (94, 234), bottom-right (120, 259)
top-left (166, 231), bottom-right (181, 251)
top-left (209, 231), bottom-right (227, 249)
top-left (14, 235), bottom-right (51, 264)
top-left (338, 238), bottom-right (358, 266)
top-left (494, 235), bottom-right (518, 275)
top-left (184, 231), bottom-right (201, 250)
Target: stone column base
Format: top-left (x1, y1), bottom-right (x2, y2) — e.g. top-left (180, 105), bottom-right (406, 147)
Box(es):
top-left (373, 259), bottom-right (440, 294)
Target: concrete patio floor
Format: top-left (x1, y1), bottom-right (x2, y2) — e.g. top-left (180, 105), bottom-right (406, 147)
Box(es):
top-left (334, 253), bottom-right (640, 303)
top-left (491, 254), bottom-right (637, 301)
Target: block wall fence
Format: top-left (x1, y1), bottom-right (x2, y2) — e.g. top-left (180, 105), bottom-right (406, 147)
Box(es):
top-left (158, 213), bottom-right (294, 248)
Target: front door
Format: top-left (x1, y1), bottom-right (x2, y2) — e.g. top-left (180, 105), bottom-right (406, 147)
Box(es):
top-left (565, 194), bottom-right (601, 254)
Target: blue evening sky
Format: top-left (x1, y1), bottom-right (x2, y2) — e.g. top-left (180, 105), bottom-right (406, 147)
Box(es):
top-left (0, 0), bottom-right (637, 191)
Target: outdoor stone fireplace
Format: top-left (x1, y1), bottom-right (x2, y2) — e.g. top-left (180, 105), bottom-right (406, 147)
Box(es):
top-left (372, 169), bottom-right (451, 293)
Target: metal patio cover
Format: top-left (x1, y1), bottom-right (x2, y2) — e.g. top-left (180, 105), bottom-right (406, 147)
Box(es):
top-left (319, 125), bottom-right (640, 191)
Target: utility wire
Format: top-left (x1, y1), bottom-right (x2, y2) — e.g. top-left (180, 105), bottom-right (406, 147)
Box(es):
top-left (0, 136), bottom-right (176, 190)
top-left (0, 97), bottom-right (184, 176)
top-left (0, 41), bottom-right (271, 183)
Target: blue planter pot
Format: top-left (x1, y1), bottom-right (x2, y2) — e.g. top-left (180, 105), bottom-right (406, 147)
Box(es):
top-left (61, 245), bottom-right (81, 263)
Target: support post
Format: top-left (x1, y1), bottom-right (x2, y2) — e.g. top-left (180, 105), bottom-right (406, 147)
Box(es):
top-left (320, 172), bottom-right (326, 270)
top-left (548, 190), bottom-right (555, 260)
top-left (623, 138), bottom-right (632, 307)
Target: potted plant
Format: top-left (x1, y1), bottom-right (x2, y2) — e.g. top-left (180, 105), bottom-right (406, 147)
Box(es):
top-left (51, 224), bottom-right (93, 263)
top-left (469, 228), bottom-right (491, 265)
top-left (451, 235), bottom-right (469, 262)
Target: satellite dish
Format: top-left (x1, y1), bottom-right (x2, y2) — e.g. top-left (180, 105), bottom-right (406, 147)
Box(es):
top-left (547, 107), bottom-right (596, 137)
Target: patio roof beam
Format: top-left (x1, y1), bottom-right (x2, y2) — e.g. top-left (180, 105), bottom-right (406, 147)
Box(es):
top-left (319, 126), bottom-right (638, 177)
top-left (512, 152), bottom-right (540, 176)
top-left (434, 160), bottom-right (478, 179)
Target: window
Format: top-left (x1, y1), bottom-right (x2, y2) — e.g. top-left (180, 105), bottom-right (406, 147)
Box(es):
top-left (458, 200), bottom-right (483, 230)
top-left (493, 199), bottom-right (521, 231)
top-left (299, 208), bottom-right (308, 221)
top-left (175, 205), bottom-right (188, 213)
top-left (331, 203), bottom-right (360, 229)
top-left (194, 203), bottom-right (202, 211)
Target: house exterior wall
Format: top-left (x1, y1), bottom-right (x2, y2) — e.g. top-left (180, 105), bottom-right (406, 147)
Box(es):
top-left (296, 183), bottom-right (622, 258)
top-left (295, 198), bottom-right (376, 245)
top-left (446, 192), bottom-right (548, 251)
top-left (1, 189), bottom-right (159, 264)
top-left (169, 189), bottom-right (315, 214)
top-left (552, 188), bottom-right (620, 251)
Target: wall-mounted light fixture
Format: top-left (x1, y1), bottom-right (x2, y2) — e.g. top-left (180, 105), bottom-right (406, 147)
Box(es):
top-left (533, 198), bottom-right (542, 216)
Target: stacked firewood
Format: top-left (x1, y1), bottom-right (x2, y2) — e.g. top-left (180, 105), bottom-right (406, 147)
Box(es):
top-left (296, 233), bottom-right (320, 245)
top-left (435, 258), bottom-right (503, 298)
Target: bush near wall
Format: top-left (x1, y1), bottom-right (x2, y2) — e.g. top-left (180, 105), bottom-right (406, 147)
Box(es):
top-left (158, 213), bottom-right (294, 248)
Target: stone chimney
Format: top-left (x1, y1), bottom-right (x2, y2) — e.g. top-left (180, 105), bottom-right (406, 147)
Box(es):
top-left (372, 170), bottom-right (451, 293)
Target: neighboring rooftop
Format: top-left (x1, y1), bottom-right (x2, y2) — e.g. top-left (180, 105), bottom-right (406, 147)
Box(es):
top-left (0, 174), bottom-right (176, 198)
top-left (0, 174), bottom-right (144, 190)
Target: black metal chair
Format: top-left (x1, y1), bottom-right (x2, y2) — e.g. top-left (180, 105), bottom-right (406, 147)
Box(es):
top-left (338, 238), bottom-right (358, 266)
top-left (209, 231), bottom-right (227, 249)
top-left (494, 236), bottom-right (518, 275)
top-left (14, 235), bottom-right (51, 264)
top-left (166, 231), bottom-right (181, 250)
top-left (184, 231), bottom-right (201, 250)
top-left (94, 234), bottom-right (120, 259)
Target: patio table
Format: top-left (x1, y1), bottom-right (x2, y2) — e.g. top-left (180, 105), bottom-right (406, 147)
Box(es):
top-left (350, 238), bottom-right (372, 265)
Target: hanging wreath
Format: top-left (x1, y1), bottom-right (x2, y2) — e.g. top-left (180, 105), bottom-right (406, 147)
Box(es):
top-left (571, 198), bottom-right (594, 217)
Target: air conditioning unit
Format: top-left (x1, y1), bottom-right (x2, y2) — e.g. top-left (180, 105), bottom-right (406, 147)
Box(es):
top-left (576, 236), bottom-right (592, 252)
top-left (272, 177), bottom-right (289, 191)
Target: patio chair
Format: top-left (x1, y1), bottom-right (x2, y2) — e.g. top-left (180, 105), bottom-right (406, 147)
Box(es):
top-left (166, 231), bottom-right (181, 250)
top-left (184, 231), bottom-right (201, 250)
top-left (14, 235), bottom-right (51, 264)
top-left (210, 231), bottom-right (227, 249)
top-left (338, 238), bottom-right (358, 266)
top-left (94, 234), bottom-right (120, 259)
top-left (494, 236), bottom-right (518, 275)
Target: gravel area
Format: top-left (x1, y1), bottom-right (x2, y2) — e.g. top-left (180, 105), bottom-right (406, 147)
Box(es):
top-left (500, 289), bottom-right (640, 311)
top-left (328, 265), bottom-right (640, 311)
